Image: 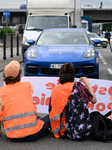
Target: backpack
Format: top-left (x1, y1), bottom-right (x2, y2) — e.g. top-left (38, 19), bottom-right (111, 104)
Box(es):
top-left (59, 82), bottom-right (92, 141)
top-left (90, 111), bottom-right (112, 142)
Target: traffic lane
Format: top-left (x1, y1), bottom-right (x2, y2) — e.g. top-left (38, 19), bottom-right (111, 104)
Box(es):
top-left (0, 49), bottom-right (112, 149)
top-left (20, 45), bottom-right (111, 81)
top-left (1, 128), bottom-right (112, 150)
top-left (97, 46), bottom-right (112, 80)
top-left (20, 47), bottom-right (107, 80)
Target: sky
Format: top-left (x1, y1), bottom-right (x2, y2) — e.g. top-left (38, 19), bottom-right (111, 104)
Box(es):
top-left (0, 0), bottom-right (111, 8)
top-left (82, 0), bottom-right (112, 8)
top-left (0, 0), bottom-right (26, 4)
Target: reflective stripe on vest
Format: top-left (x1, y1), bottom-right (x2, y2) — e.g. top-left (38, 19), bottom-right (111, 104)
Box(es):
top-left (2, 111), bottom-right (36, 122)
top-left (50, 114), bottom-right (60, 123)
top-left (52, 124), bottom-right (65, 135)
top-left (50, 111), bottom-right (65, 123)
top-left (5, 120), bottom-right (38, 133)
top-left (3, 111), bottom-right (38, 133)
top-left (50, 111), bottom-right (66, 135)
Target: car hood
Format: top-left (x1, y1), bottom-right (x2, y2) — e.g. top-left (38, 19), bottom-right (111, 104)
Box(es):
top-left (31, 44), bottom-right (95, 61)
top-left (23, 30), bottom-right (42, 41)
top-left (90, 37), bottom-right (108, 41)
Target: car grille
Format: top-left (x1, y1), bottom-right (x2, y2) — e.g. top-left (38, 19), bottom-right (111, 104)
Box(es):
top-left (101, 41), bottom-right (108, 45)
top-left (82, 65), bottom-right (95, 74)
top-left (41, 67), bottom-right (79, 75)
top-left (27, 66), bottom-right (39, 74)
top-left (27, 65), bottom-right (95, 75)
top-left (41, 68), bottom-right (59, 75)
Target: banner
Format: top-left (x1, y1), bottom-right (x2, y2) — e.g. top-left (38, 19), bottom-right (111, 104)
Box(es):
top-left (20, 77), bottom-right (112, 115)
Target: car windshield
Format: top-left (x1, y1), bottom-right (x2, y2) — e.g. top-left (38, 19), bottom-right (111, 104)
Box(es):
top-left (88, 33), bottom-right (99, 38)
top-left (37, 31), bottom-right (89, 45)
top-left (83, 5), bottom-right (93, 8)
top-left (26, 16), bottom-right (68, 30)
top-left (82, 22), bottom-right (87, 29)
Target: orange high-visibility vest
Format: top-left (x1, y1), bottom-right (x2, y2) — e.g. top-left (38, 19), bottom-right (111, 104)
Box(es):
top-left (49, 82), bottom-right (74, 138)
top-left (0, 82), bottom-right (44, 138)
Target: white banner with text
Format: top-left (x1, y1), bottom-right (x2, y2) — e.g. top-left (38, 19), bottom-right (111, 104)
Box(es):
top-left (20, 77), bottom-right (112, 115)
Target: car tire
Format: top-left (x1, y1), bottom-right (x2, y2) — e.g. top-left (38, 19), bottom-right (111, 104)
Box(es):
top-left (93, 72), bottom-right (99, 79)
top-left (94, 65), bottom-right (99, 79)
top-left (95, 73), bottom-right (99, 79)
top-left (102, 46), bottom-right (107, 48)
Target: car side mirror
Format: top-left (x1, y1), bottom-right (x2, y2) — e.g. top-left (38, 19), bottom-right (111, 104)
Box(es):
top-left (93, 39), bottom-right (101, 46)
top-left (27, 39), bottom-right (35, 45)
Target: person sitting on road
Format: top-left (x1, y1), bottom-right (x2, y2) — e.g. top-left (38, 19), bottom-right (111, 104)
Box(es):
top-left (49, 62), bottom-right (97, 139)
top-left (0, 60), bottom-right (50, 142)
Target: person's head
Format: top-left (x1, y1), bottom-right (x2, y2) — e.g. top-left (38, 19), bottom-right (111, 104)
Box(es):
top-left (59, 63), bottom-right (75, 84)
top-left (3, 60), bottom-right (22, 85)
top-left (72, 25), bottom-right (77, 28)
top-left (58, 19), bottom-right (63, 25)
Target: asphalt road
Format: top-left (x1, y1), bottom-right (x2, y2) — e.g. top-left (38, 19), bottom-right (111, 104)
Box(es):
top-left (98, 46), bottom-right (112, 80)
top-left (0, 45), bottom-right (112, 150)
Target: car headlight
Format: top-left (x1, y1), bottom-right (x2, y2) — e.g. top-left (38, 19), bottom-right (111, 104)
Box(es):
top-left (83, 49), bottom-right (96, 58)
top-left (26, 49), bottom-right (38, 58)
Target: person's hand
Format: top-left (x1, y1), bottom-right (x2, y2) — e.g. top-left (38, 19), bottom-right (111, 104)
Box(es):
top-left (79, 77), bottom-right (97, 104)
top-left (79, 77), bottom-right (90, 85)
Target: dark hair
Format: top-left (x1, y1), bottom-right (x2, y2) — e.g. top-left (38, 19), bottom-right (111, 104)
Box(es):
top-left (72, 25), bottom-right (77, 28)
top-left (59, 63), bottom-right (75, 84)
top-left (3, 70), bottom-right (22, 85)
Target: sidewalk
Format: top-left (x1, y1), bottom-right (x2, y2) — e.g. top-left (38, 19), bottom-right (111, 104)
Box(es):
top-left (0, 55), bottom-right (23, 72)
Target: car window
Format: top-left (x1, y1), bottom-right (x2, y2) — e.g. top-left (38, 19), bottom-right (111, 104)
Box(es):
top-left (88, 33), bottom-right (99, 38)
top-left (37, 31), bottom-right (89, 45)
top-left (26, 16), bottom-right (68, 30)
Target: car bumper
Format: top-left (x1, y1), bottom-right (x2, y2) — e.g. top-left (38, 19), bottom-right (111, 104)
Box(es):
top-left (24, 58), bottom-right (99, 78)
top-left (96, 41), bottom-right (108, 47)
top-left (22, 43), bottom-right (30, 55)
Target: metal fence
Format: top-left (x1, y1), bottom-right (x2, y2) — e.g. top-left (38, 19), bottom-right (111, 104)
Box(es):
top-left (1, 33), bottom-right (22, 60)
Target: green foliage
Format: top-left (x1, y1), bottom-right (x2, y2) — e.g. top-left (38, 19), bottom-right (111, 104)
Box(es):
top-left (0, 28), bottom-right (4, 40)
top-left (102, 23), bottom-right (112, 32)
top-left (0, 26), bottom-right (15, 40)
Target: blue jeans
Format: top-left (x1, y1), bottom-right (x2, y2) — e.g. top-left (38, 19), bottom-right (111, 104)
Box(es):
top-left (10, 115), bottom-right (50, 142)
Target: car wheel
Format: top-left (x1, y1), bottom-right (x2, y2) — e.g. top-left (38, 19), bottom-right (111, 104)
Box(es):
top-left (102, 46), bottom-right (107, 48)
top-left (93, 65), bottom-right (99, 79)
top-left (95, 73), bottom-right (99, 79)
top-left (93, 72), bottom-right (99, 79)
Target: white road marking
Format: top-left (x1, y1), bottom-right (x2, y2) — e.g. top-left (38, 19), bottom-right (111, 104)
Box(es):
top-left (99, 53), bottom-right (103, 59)
top-left (103, 62), bottom-right (107, 65)
top-left (99, 53), bottom-right (107, 65)
top-left (100, 57), bottom-right (103, 60)
top-left (107, 68), bottom-right (112, 74)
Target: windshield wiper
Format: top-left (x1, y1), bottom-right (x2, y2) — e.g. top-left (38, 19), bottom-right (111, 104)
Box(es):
top-left (33, 28), bottom-right (43, 31)
top-left (27, 28), bottom-right (43, 31)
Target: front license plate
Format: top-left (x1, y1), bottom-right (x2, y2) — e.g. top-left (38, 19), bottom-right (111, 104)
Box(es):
top-left (50, 64), bottom-right (64, 69)
top-left (102, 42), bottom-right (106, 44)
